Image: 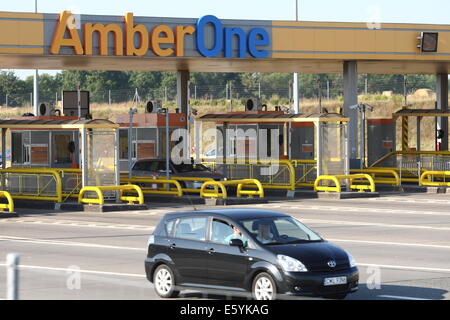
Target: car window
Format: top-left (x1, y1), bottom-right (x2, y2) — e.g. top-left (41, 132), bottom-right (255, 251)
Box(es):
top-left (240, 217), bottom-right (322, 245)
top-left (174, 217), bottom-right (207, 241)
top-left (166, 219), bottom-right (176, 236)
top-left (211, 219), bottom-right (251, 247)
top-left (133, 161), bottom-right (150, 171)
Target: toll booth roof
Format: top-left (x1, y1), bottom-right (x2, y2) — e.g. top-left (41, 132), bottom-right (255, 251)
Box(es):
top-left (0, 118), bottom-right (119, 129)
top-left (393, 109), bottom-right (450, 118)
top-left (197, 112), bottom-right (348, 123)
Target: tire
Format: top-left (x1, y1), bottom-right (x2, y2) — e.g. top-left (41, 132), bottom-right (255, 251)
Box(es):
top-left (153, 264), bottom-right (180, 298)
top-left (252, 272), bottom-right (277, 300)
top-left (324, 293), bottom-right (347, 300)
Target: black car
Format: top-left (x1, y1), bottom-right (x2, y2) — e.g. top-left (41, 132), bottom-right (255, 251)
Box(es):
top-left (132, 159), bottom-right (225, 189)
top-left (145, 209), bottom-right (359, 300)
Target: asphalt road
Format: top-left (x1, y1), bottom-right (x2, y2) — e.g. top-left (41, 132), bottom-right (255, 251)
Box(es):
top-left (0, 192), bottom-right (450, 300)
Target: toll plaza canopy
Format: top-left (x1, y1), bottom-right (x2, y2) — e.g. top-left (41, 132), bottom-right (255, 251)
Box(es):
top-left (1, 10), bottom-right (450, 74)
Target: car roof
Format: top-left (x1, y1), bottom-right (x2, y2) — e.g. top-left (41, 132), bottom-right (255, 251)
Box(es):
top-left (163, 209), bottom-right (288, 221)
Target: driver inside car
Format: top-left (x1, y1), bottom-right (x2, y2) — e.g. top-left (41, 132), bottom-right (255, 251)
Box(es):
top-left (224, 225), bottom-right (248, 247)
top-left (254, 221), bottom-right (275, 244)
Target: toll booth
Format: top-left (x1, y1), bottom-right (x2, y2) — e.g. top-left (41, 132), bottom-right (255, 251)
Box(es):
top-left (393, 108), bottom-right (450, 152)
top-left (195, 111), bottom-right (350, 183)
top-left (367, 119), bottom-right (396, 167)
top-left (0, 117), bottom-right (120, 188)
top-left (196, 110), bottom-right (316, 161)
top-left (8, 116), bottom-right (81, 169)
top-left (113, 110), bottom-right (187, 171)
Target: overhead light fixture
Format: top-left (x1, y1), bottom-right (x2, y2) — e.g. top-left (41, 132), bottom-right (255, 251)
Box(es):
top-left (417, 32), bottom-right (439, 52)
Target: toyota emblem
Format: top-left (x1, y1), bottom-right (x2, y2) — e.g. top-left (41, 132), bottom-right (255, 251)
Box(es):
top-left (327, 260), bottom-right (337, 268)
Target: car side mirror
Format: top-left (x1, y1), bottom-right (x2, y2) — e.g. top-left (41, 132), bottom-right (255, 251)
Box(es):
top-left (229, 239), bottom-right (244, 247)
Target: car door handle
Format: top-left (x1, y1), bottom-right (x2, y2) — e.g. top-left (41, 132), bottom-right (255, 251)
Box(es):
top-left (207, 248), bottom-right (215, 254)
top-left (169, 244), bottom-right (176, 250)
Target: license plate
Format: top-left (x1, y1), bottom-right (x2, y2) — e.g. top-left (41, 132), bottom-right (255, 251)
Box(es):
top-left (324, 277), bottom-right (347, 286)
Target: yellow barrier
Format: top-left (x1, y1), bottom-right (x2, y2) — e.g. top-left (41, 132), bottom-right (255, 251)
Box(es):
top-left (350, 168), bottom-right (401, 186)
top-left (0, 168), bottom-right (63, 202)
top-left (121, 177), bottom-right (183, 197)
top-left (200, 179), bottom-right (264, 199)
top-left (314, 174), bottom-right (376, 193)
top-left (370, 150), bottom-right (450, 167)
top-left (419, 171), bottom-right (450, 187)
top-left (78, 184), bottom-right (144, 205)
top-left (0, 191), bottom-right (14, 212)
top-left (202, 159), bottom-right (296, 191)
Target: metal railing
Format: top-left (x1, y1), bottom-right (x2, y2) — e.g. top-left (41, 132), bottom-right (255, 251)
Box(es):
top-left (0, 168), bottom-right (63, 202)
top-left (78, 184), bottom-right (144, 205)
top-left (419, 171), bottom-right (450, 187)
top-left (291, 159), bottom-right (317, 187)
top-left (314, 174), bottom-right (376, 193)
top-left (121, 176), bottom-right (183, 197)
top-left (202, 159), bottom-right (296, 191)
top-left (200, 179), bottom-right (264, 199)
top-left (370, 151), bottom-right (450, 184)
top-left (0, 191), bottom-right (14, 213)
top-left (350, 168), bottom-right (401, 186)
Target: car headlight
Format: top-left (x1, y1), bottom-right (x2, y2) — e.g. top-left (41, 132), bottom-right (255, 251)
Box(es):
top-left (277, 255), bottom-right (308, 272)
top-left (346, 252), bottom-right (357, 268)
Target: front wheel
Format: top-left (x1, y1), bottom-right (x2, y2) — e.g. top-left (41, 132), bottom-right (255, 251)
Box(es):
top-left (252, 272), bottom-right (277, 300)
top-left (153, 264), bottom-right (179, 298)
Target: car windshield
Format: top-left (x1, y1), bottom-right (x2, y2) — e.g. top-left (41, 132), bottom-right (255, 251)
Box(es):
top-left (172, 163), bottom-right (210, 173)
top-left (240, 216), bottom-right (322, 245)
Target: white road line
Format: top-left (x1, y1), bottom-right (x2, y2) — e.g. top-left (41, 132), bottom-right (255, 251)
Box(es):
top-left (358, 263), bottom-right (450, 274)
top-left (329, 238), bottom-right (450, 249)
top-left (286, 205), bottom-right (450, 216)
top-left (0, 263), bottom-right (146, 278)
top-left (377, 295), bottom-right (431, 301)
top-left (0, 219), bottom-right (155, 231)
top-left (301, 218), bottom-right (450, 231)
top-left (0, 235), bottom-right (147, 251)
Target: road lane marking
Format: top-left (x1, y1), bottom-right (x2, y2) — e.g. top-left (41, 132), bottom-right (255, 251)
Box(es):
top-left (377, 295), bottom-right (431, 300)
top-left (253, 203), bottom-right (450, 216)
top-left (0, 263), bottom-right (146, 278)
top-left (301, 218), bottom-right (450, 231)
top-left (0, 219), bottom-right (155, 231)
top-left (0, 235), bottom-right (147, 251)
top-left (329, 238), bottom-right (450, 249)
top-left (358, 263), bottom-right (450, 274)
top-left (292, 205), bottom-right (448, 216)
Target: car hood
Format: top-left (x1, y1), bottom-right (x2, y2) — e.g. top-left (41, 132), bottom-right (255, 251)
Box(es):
top-left (266, 241), bottom-right (350, 272)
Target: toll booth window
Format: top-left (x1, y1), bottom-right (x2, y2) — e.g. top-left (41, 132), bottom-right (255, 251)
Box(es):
top-left (119, 130), bottom-right (128, 160)
top-left (54, 134), bottom-right (71, 164)
top-left (11, 132), bottom-right (23, 164)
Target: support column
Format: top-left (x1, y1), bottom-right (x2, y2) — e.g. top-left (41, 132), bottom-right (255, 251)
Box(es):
top-left (343, 61), bottom-right (359, 165)
top-left (80, 128), bottom-right (88, 188)
top-left (2, 128), bottom-right (6, 169)
top-left (436, 73), bottom-right (448, 151)
top-left (177, 70), bottom-right (189, 117)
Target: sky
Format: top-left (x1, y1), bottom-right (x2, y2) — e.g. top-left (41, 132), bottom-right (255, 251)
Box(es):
top-left (2, 0), bottom-right (450, 78)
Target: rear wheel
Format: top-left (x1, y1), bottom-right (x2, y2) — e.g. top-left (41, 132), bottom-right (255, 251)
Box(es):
top-left (153, 264), bottom-right (179, 298)
top-left (252, 272), bottom-right (277, 300)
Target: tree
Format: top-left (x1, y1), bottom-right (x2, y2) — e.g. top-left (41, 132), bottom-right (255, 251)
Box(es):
top-left (0, 71), bottom-right (28, 107)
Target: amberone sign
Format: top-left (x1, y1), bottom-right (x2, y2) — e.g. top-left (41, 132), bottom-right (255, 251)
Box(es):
top-left (50, 12), bottom-right (271, 59)
top-left (2, 10), bottom-right (450, 73)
